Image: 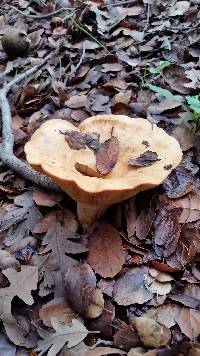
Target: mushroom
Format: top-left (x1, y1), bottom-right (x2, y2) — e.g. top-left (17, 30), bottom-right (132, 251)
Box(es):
top-left (24, 115), bottom-right (182, 229)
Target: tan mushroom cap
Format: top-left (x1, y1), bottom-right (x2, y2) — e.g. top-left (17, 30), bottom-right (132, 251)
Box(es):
top-left (25, 115), bottom-right (182, 206)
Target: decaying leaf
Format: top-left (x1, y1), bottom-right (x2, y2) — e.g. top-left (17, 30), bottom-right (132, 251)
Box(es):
top-left (96, 136), bottom-right (119, 175)
top-left (142, 304), bottom-right (176, 329)
top-left (63, 342), bottom-right (126, 356)
top-left (175, 305), bottom-right (200, 339)
top-left (39, 298), bottom-right (78, 328)
top-left (87, 222), bottom-right (125, 278)
top-left (0, 250), bottom-right (20, 271)
top-left (64, 262), bottom-right (100, 317)
top-left (170, 284), bottom-right (200, 308)
top-left (114, 325), bottom-right (140, 351)
top-left (128, 151), bottom-right (160, 167)
top-left (132, 317), bottom-right (171, 348)
top-left (113, 267), bottom-right (153, 306)
top-left (60, 130), bottom-right (100, 151)
top-left (36, 318), bottom-right (89, 355)
top-left (2, 192), bottom-right (42, 247)
top-left (0, 266), bottom-right (38, 344)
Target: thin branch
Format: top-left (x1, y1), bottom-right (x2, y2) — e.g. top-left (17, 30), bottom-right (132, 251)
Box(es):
top-left (0, 54), bottom-right (59, 191)
top-left (74, 43), bottom-right (86, 72)
top-left (10, 5), bottom-right (73, 19)
top-left (102, 0), bottom-right (137, 7)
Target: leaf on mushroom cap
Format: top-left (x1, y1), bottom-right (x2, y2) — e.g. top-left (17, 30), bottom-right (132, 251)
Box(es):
top-left (24, 115), bottom-right (182, 206)
top-left (128, 151), bottom-right (160, 167)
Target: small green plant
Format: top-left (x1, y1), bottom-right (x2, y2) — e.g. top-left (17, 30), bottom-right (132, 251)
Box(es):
top-left (149, 61), bottom-right (171, 74)
top-left (146, 83), bottom-right (200, 132)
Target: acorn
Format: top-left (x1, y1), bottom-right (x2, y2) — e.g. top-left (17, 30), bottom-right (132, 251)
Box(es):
top-left (1, 28), bottom-right (30, 59)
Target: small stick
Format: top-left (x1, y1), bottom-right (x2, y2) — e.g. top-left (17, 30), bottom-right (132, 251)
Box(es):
top-left (102, 0), bottom-right (137, 7)
top-left (0, 54), bottom-right (59, 191)
top-left (10, 5), bottom-right (73, 19)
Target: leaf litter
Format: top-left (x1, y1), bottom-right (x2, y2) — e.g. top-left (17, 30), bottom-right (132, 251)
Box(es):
top-left (0, 0), bottom-right (200, 354)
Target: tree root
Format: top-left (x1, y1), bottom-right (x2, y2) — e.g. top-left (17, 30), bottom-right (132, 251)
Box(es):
top-left (0, 53), bottom-right (59, 191)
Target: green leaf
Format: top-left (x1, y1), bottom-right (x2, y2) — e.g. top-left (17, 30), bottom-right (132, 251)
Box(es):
top-left (146, 84), bottom-right (182, 102)
top-left (187, 96), bottom-right (200, 114)
top-left (149, 61), bottom-right (171, 74)
top-left (159, 60), bottom-right (171, 70)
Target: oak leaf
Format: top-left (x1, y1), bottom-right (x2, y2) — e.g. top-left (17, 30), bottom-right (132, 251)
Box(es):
top-left (36, 318), bottom-right (89, 356)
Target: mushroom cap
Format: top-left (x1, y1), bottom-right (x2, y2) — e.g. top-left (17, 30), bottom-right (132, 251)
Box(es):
top-left (24, 115), bottom-right (182, 206)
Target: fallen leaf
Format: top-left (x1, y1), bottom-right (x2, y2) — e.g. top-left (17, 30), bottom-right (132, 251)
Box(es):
top-left (96, 136), bottom-right (119, 175)
top-left (63, 342), bottom-right (126, 356)
top-left (128, 151), bottom-right (160, 167)
top-left (0, 250), bottom-right (20, 271)
top-left (144, 275), bottom-right (172, 296)
top-left (97, 279), bottom-right (115, 297)
top-left (39, 224), bottom-right (87, 297)
top-left (39, 298), bottom-right (78, 328)
top-left (103, 78), bottom-right (127, 90)
top-left (162, 64), bottom-right (191, 94)
top-left (89, 300), bottom-right (115, 338)
top-left (175, 305), bottom-right (200, 339)
top-left (170, 284), bottom-right (200, 308)
top-left (2, 192), bottom-right (42, 246)
top-left (33, 189), bottom-right (63, 207)
top-left (36, 318), bottom-right (89, 355)
top-left (87, 222), bottom-right (125, 278)
top-left (163, 167), bottom-right (195, 198)
top-left (168, 1), bottom-right (190, 16)
top-left (0, 266), bottom-right (38, 345)
top-left (113, 267), bottom-right (153, 306)
top-left (143, 304), bottom-right (176, 329)
top-left (153, 205), bottom-right (182, 258)
top-left (170, 125), bottom-right (193, 151)
top-left (0, 332), bottom-right (16, 356)
top-left (64, 262), bottom-right (97, 316)
top-left (114, 325), bottom-right (140, 351)
top-left (133, 317), bottom-right (171, 348)
top-left (33, 211), bottom-right (61, 233)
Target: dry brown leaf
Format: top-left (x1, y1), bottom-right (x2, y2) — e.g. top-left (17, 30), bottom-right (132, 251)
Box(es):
top-left (170, 125), bottom-right (193, 152)
top-left (175, 305), bottom-right (200, 339)
top-left (144, 275), bottom-right (172, 296)
top-left (113, 267), bottom-right (153, 306)
top-left (87, 222), bottom-right (125, 278)
top-left (170, 284), bottom-right (200, 308)
top-left (96, 136), bottom-right (119, 175)
top-left (64, 262), bottom-right (97, 316)
top-left (0, 250), bottom-right (20, 271)
top-left (62, 342), bottom-right (126, 356)
top-left (148, 268), bottom-right (174, 283)
top-left (39, 298), bottom-right (78, 327)
top-left (142, 304), bottom-right (176, 329)
top-left (128, 348), bottom-right (157, 356)
top-left (114, 325), bottom-right (140, 351)
top-left (129, 151), bottom-right (160, 167)
top-left (133, 317), bottom-right (171, 348)
top-left (33, 189), bottom-right (63, 207)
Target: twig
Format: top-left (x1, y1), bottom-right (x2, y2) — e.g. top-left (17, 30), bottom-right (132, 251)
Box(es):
top-left (10, 5), bottom-right (73, 19)
top-left (74, 43), bottom-right (86, 72)
top-left (102, 0), bottom-right (137, 7)
top-left (0, 54), bottom-right (59, 191)
top-left (143, 3), bottom-right (150, 32)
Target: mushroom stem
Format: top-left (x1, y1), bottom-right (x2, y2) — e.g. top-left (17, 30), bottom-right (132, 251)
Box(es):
top-left (77, 202), bottom-right (108, 230)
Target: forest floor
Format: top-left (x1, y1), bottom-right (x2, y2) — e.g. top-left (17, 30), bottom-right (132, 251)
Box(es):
top-left (0, 0), bottom-right (200, 355)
